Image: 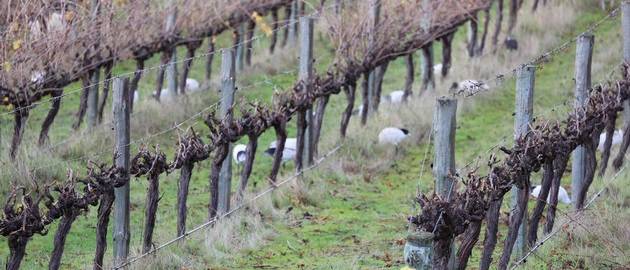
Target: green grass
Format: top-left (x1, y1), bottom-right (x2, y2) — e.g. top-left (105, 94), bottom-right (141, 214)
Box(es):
top-left (0, 2), bottom-right (627, 269)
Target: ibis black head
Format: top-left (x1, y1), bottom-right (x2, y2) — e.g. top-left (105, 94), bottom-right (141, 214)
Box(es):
top-left (400, 128), bottom-right (410, 135)
top-left (450, 82), bottom-right (459, 91)
top-left (264, 148), bottom-right (277, 156)
top-left (505, 36), bottom-right (518, 51)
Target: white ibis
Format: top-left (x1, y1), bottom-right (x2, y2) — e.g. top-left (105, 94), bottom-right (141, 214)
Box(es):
top-left (378, 127), bottom-right (410, 146)
top-left (598, 130), bottom-right (624, 151)
top-left (531, 185), bottom-right (571, 205)
top-left (264, 138), bottom-right (297, 163)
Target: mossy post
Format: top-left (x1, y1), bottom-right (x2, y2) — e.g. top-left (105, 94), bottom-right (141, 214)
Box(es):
top-left (367, 0), bottom-right (381, 114)
top-left (166, 4), bottom-right (179, 96)
top-left (421, 0), bottom-right (435, 92)
top-left (87, 70), bottom-right (100, 130)
top-left (87, 0), bottom-right (101, 131)
top-left (236, 24), bottom-right (246, 72)
top-left (500, 65), bottom-right (535, 268)
top-left (288, 0), bottom-right (299, 47)
top-left (297, 16), bottom-right (314, 170)
top-left (623, 2), bottom-right (630, 131)
top-left (112, 77), bottom-right (131, 267)
top-left (218, 49), bottom-right (236, 215)
top-left (571, 33), bottom-right (594, 210)
top-left (432, 97), bottom-right (457, 269)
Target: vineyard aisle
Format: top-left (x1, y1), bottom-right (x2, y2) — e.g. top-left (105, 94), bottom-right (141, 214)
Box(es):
top-left (216, 4), bottom-right (621, 269)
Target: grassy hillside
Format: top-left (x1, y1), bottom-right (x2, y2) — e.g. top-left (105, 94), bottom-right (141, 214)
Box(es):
top-left (0, 1), bottom-right (627, 269)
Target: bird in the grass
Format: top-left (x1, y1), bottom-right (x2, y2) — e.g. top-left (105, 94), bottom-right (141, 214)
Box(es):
top-left (383, 90), bottom-right (405, 104)
top-left (598, 130), bottom-right (624, 151)
top-left (264, 138), bottom-right (297, 163)
top-left (530, 185), bottom-right (571, 205)
top-left (232, 144), bottom-right (248, 165)
top-left (132, 91), bottom-right (140, 104)
top-left (378, 127), bottom-right (410, 146)
top-left (450, 80), bottom-right (490, 95)
top-left (185, 78), bottom-right (201, 92)
top-left (153, 89), bottom-right (174, 100)
top-left (433, 63), bottom-right (443, 76)
top-left (505, 36), bottom-right (519, 51)
top-left (352, 105), bottom-right (365, 116)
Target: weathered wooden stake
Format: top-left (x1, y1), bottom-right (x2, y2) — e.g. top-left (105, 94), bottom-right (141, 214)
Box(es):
top-left (287, 0), bottom-right (298, 47)
top-left (166, 7), bottom-right (179, 96)
top-left (433, 97), bottom-right (457, 198)
top-left (571, 33), bottom-right (594, 210)
top-left (112, 77), bottom-right (131, 267)
top-left (367, 0), bottom-right (381, 113)
top-left (87, 69), bottom-right (100, 130)
top-left (218, 49), bottom-right (236, 215)
top-left (623, 2), bottom-right (630, 133)
top-left (298, 16), bottom-right (314, 167)
top-left (236, 24), bottom-right (246, 72)
top-left (432, 97), bottom-right (457, 269)
top-left (501, 65), bottom-right (535, 268)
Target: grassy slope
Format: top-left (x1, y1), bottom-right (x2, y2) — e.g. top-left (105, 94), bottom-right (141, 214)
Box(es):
top-left (211, 4), bottom-right (628, 270)
top-left (0, 2), bottom-right (627, 269)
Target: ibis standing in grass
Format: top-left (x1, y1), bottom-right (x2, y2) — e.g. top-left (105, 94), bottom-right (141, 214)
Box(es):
top-left (530, 185), bottom-right (572, 205)
top-left (264, 138), bottom-right (297, 165)
top-left (378, 127), bottom-right (410, 150)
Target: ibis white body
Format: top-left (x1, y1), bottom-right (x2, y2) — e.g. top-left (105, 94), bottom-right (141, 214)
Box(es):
top-left (383, 90), bottom-right (405, 104)
top-left (186, 78), bottom-right (201, 92)
top-left (378, 127), bottom-right (410, 146)
top-left (531, 185), bottom-right (571, 205)
top-left (233, 144), bottom-right (248, 164)
top-left (265, 138), bottom-right (297, 162)
top-left (598, 130), bottom-right (624, 151)
top-left (153, 89), bottom-right (174, 100)
top-left (352, 105), bottom-right (365, 116)
top-left (452, 80), bottom-right (489, 95)
top-left (31, 71), bottom-right (45, 83)
top-left (433, 63), bottom-right (443, 76)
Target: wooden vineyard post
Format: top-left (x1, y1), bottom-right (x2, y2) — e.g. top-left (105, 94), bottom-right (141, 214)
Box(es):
top-left (296, 16), bottom-right (315, 170)
top-left (421, 0), bottom-right (435, 92)
top-left (432, 97), bottom-right (457, 269)
top-left (87, 70), bottom-right (100, 130)
top-left (86, 0), bottom-right (101, 130)
top-left (218, 49), bottom-right (236, 215)
top-left (166, 5), bottom-right (179, 96)
top-left (571, 33), bottom-right (594, 210)
top-left (235, 24), bottom-right (245, 72)
top-left (500, 65), bottom-right (535, 268)
top-left (622, 2), bottom-right (630, 141)
top-left (612, 2), bottom-right (630, 171)
top-left (288, 0), bottom-right (299, 47)
top-left (367, 0), bottom-right (381, 114)
top-left (112, 77), bottom-right (131, 267)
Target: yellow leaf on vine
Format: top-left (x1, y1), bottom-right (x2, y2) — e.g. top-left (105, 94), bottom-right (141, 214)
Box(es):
top-left (64, 11), bottom-right (75, 22)
top-left (12, 40), bottom-right (22, 50)
top-left (114, 0), bottom-right (128, 6)
top-left (251, 11), bottom-right (273, 37)
top-left (2, 62), bottom-right (11, 71)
